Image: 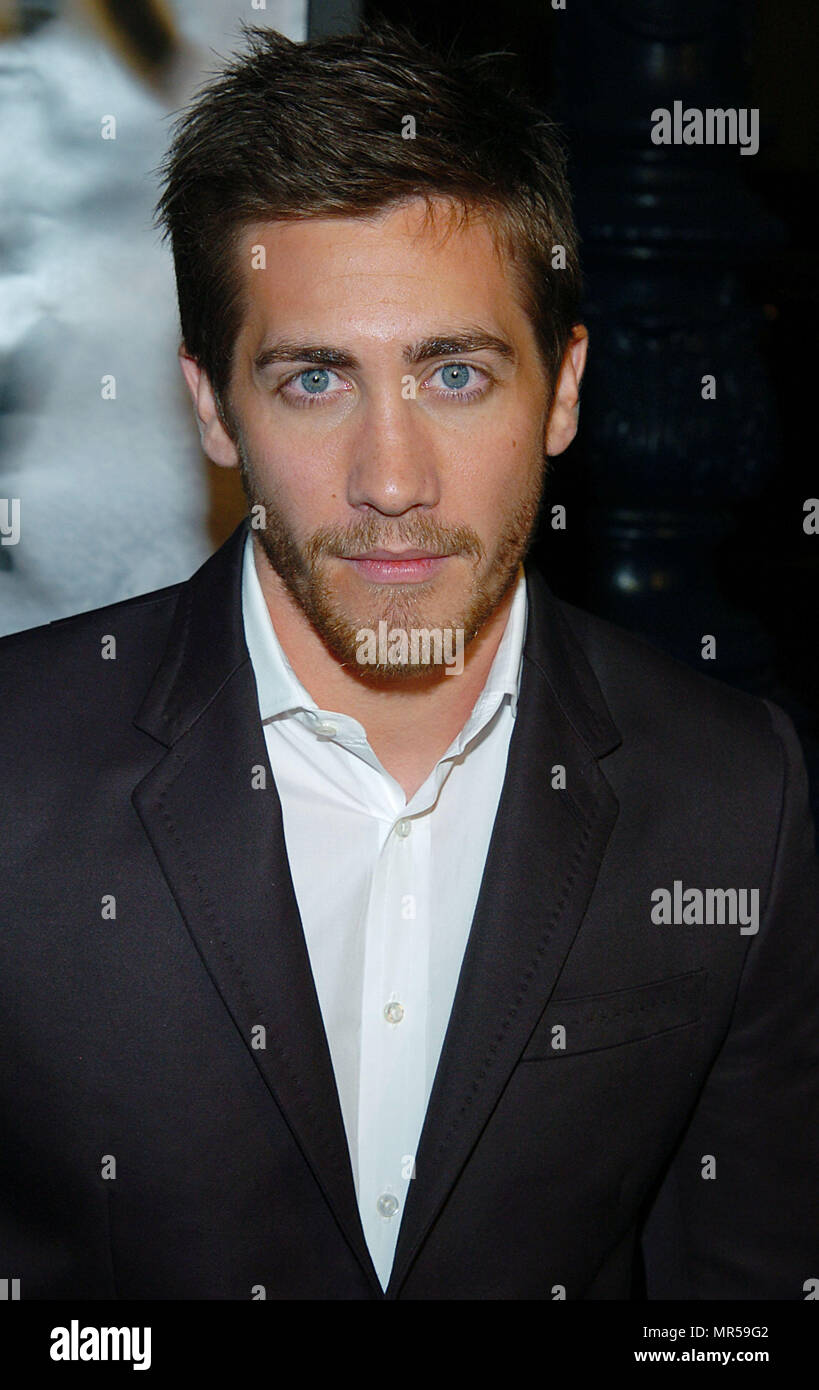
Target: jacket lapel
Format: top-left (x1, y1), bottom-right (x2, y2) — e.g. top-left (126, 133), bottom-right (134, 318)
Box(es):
top-left (131, 519), bottom-right (622, 1301)
top-left (386, 568), bottom-right (622, 1296)
top-left (131, 518), bottom-right (383, 1296)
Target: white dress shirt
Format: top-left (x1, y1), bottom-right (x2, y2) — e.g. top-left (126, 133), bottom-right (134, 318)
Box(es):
top-left (241, 531), bottom-right (528, 1291)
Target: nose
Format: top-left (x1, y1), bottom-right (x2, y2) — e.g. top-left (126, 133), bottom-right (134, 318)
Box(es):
top-left (346, 386), bottom-right (440, 517)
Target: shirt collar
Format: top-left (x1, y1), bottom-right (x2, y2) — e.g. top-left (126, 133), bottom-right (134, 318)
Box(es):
top-left (241, 528), bottom-right (528, 726)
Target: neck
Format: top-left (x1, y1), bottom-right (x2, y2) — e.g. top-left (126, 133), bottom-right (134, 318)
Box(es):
top-left (251, 535), bottom-right (521, 800)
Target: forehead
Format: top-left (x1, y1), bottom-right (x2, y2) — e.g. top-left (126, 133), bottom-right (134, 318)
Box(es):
top-left (232, 199), bottom-right (532, 347)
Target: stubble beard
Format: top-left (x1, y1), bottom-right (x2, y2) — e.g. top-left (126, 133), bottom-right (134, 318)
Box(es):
top-left (235, 434), bottom-right (546, 684)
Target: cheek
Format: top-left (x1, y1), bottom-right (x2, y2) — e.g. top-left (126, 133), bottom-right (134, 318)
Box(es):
top-left (243, 433), bottom-right (341, 513)
top-left (451, 422), bottom-right (544, 507)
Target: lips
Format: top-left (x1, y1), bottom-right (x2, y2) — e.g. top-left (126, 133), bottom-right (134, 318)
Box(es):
top-left (351, 549), bottom-right (446, 561)
top-left (341, 550), bottom-right (451, 584)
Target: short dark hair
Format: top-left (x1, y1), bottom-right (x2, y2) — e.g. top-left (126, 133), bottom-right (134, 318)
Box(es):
top-left (154, 20), bottom-right (582, 432)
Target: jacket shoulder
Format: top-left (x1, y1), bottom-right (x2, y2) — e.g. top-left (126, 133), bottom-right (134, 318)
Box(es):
top-left (0, 580), bottom-right (183, 713)
top-left (553, 596), bottom-right (792, 779)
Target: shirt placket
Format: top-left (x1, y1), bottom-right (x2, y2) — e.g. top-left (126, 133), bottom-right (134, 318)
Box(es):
top-left (357, 804), bottom-right (431, 1291)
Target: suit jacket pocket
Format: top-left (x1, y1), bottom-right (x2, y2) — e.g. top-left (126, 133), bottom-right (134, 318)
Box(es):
top-left (519, 968), bottom-right (706, 1061)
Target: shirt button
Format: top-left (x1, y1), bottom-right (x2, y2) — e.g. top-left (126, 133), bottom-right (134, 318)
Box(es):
top-left (314, 720), bottom-right (337, 737)
top-left (376, 1193), bottom-right (399, 1219)
top-left (384, 1000), bottom-right (404, 1024)
top-left (395, 819), bottom-right (411, 837)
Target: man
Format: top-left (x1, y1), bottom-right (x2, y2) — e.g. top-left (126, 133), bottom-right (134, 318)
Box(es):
top-left (1, 22), bottom-right (817, 1301)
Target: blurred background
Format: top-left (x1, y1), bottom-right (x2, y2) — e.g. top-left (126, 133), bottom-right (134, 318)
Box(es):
top-left (0, 0), bottom-right (306, 634)
top-left (1, 0), bottom-right (817, 822)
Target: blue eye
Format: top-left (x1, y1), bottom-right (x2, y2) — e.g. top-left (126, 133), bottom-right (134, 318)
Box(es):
top-left (439, 363), bottom-right (472, 390)
top-left (300, 368), bottom-right (331, 394)
top-left (279, 365), bottom-right (349, 408)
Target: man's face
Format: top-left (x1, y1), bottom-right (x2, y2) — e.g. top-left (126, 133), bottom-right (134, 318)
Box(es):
top-left (187, 198), bottom-right (585, 681)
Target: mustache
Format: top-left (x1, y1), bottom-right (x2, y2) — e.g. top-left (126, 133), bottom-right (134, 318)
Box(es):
top-left (304, 518), bottom-right (486, 564)
top-left (237, 444), bottom-right (486, 564)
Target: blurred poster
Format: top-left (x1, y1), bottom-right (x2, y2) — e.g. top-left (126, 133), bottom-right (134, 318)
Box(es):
top-left (0, 0), bottom-right (307, 635)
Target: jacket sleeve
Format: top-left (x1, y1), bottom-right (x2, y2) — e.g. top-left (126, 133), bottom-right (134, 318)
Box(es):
top-left (640, 699), bottom-right (819, 1298)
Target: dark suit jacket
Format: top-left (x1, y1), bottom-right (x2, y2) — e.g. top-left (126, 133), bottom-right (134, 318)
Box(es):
top-left (1, 518), bottom-right (817, 1300)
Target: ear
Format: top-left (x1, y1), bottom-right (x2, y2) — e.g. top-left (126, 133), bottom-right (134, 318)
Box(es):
top-left (178, 347), bottom-right (240, 468)
top-left (544, 324), bottom-right (588, 457)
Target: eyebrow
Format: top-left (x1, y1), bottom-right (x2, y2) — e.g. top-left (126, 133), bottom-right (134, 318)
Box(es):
top-left (252, 329), bottom-right (516, 373)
